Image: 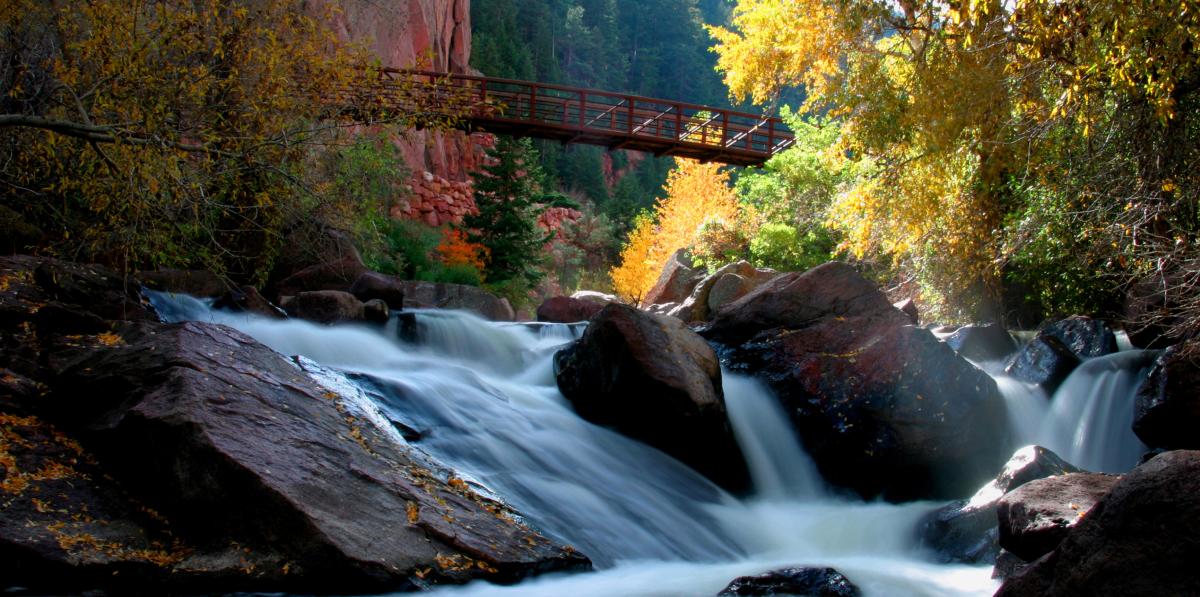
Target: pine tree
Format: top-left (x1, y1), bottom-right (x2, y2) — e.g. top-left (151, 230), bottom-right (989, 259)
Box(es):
top-left (465, 136), bottom-right (550, 290)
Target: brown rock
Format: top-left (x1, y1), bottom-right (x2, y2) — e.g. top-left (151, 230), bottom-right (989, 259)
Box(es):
top-left (289, 290), bottom-right (365, 324)
top-left (894, 298), bottom-right (919, 325)
top-left (401, 281), bottom-right (514, 321)
top-left (703, 262), bottom-right (1009, 500)
top-left (997, 472), bottom-right (1120, 562)
top-left (212, 286), bottom-right (285, 319)
top-left (554, 304), bottom-right (749, 492)
top-left (349, 271), bottom-right (407, 310)
top-left (275, 256), bottom-right (367, 301)
top-left (996, 451), bottom-right (1200, 597)
top-left (536, 296), bottom-right (603, 323)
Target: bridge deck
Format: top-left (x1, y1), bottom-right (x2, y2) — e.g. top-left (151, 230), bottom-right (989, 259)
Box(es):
top-left (368, 70), bottom-right (793, 167)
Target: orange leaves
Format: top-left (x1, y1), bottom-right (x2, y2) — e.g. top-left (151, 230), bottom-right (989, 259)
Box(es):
top-left (436, 228), bottom-right (488, 276)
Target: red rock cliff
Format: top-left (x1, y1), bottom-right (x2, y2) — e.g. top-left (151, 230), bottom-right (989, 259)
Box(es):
top-left (318, 0), bottom-right (484, 184)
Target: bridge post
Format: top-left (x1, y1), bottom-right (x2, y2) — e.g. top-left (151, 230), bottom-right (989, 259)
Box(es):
top-left (722, 110), bottom-right (729, 148)
top-left (768, 118), bottom-right (774, 155)
top-left (580, 93), bottom-right (586, 128)
top-left (530, 84), bottom-right (537, 120)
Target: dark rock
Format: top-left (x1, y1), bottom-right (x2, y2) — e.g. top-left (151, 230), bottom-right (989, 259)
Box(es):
top-left (401, 281), bottom-right (515, 321)
top-left (536, 296), bottom-right (603, 323)
top-left (554, 303), bottom-right (749, 492)
top-left (1005, 335), bottom-right (1081, 393)
top-left (0, 367), bottom-right (43, 415)
top-left (362, 299), bottom-right (389, 324)
top-left (213, 286), bottom-right (285, 319)
top-left (644, 248), bottom-right (702, 307)
top-left (944, 323), bottom-right (1017, 362)
top-left (1134, 343), bottom-right (1200, 450)
top-left (992, 549), bottom-right (1027, 580)
top-left (718, 566), bottom-right (861, 597)
top-left (290, 290), bottom-right (365, 324)
top-left (894, 298), bottom-right (919, 325)
top-left (32, 321), bottom-right (589, 593)
top-left (669, 261), bottom-right (774, 323)
top-left (1041, 316), bottom-right (1118, 358)
top-left (704, 262), bottom-right (1009, 500)
top-left (996, 450), bottom-right (1200, 597)
top-left (275, 256), bottom-right (367, 300)
top-left (396, 312), bottom-right (419, 343)
top-left (0, 256), bottom-right (156, 329)
top-left (137, 269), bottom-right (228, 298)
top-left (1123, 272), bottom-right (1184, 349)
top-left (919, 445), bottom-right (1078, 564)
top-left (349, 271), bottom-right (406, 310)
top-left (997, 472), bottom-right (1120, 562)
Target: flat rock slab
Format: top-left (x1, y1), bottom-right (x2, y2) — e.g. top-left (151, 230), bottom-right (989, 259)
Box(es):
top-left (997, 472), bottom-right (1120, 562)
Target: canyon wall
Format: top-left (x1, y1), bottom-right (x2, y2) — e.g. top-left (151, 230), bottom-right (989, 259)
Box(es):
top-left (320, 0), bottom-right (485, 197)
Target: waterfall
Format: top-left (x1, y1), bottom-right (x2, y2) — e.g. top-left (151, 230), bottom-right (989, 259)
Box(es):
top-left (147, 291), bottom-right (997, 596)
top-left (990, 350), bottom-right (1157, 473)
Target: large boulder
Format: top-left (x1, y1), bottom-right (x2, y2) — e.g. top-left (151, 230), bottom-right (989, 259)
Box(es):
top-left (717, 566), bottom-right (861, 597)
top-left (570, 290), bottom-right (620, 306)
top-left (996, 451), bottom-right (1200, 597)
top-left (944, 323), bottom-right (1017, 362)
top-left (704, 262), bottom-right (1010, 500)
top-left (996, 472), bottom-right (1120, 562)
top-left (643, 248), bottom-right (702, 307)
top-left (267, 223), bottom-right (363, 295)
top-left (918, 445), bottom-right (1078, 564)
top-left (1133, 343), bottom-right (1200, 450)
top-left (349, 271), bottom-right (406, 310)
top-left (1005, 316), bottom-right (1118, 393)
top-left (1004, 335), bottom-right (1081, 394)
top-left (536, 296), bottom-right (603, 323)
top-left (554, 303), bottom-right (749, 492)
top-left (669, 261), bottom-right (775, 323)
top-left (289, 290), bottom-right (366, 324)
top-left (13, 321), bottom-right (588, 593)
top-left (401, 281), bottom-right (515, 321)
top-left (1040, 316), bottom-right (1118, 358)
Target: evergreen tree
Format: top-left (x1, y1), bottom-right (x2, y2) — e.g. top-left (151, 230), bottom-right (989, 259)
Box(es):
top-left (465, 137), bottom-right (550, 290)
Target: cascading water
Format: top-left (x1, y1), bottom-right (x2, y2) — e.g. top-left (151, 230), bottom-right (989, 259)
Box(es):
top-left (148, 292), bottom-right (997, 596)
top-left (986, 349), bottom-right (1157, 473)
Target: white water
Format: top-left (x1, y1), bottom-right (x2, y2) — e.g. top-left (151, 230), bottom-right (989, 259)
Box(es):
top-left (149, 292), bottom-right (996, 596)
top-left (986, 350), bottom-right (1156, 473)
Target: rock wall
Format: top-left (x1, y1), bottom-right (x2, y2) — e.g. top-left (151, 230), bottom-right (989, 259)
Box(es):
top-left (319, 0), bottom-right (485, 185)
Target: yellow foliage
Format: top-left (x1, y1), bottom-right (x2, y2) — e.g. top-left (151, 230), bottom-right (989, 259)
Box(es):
top-left (610, 159), bottom-right (744, 304)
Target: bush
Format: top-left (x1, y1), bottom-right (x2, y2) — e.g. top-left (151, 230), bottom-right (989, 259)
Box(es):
top-left (749, 222), bottom-right (837, 272)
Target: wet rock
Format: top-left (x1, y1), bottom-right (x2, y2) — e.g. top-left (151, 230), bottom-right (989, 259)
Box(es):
top-left (536, 296), bottom-right (603, 323)
top-left (704, 262), bottom-right (1009, 501)
top-left (138, 268), bottom-right (228, 298)
top-left (894, 298), bottom-right (919, 325)
top-left (1004, 335), bottom-right (1081, 394)
top-left (33, 321), bottom-right (589, 593)
top-left (554, 303), bottom-right (749, 492)
top-left (918, 445), bottom-right (1078, 564)
top-left (401, 281), bottom-right (515, 321)
top-left (213, 286), bottom-right (285, 319)
top-left (1040, 316), bottom-right (1118, 358)
top-left (997, 472), bottom-right (1120, 562)
top-left (362, 299), bottom-right (390, 324)
top-left (717, 566), bottom-right (861, 597)
top-left (996, 451), bottom-right (1200, 597)
top-left (944, 323), bottom-right (1017, 362)
top-left (275, 256), bottom-right (368, 300)
top-left (289, 290), bottom-right (365, 324)
top-left (1133, 343), bottom-right (1200, 450)
top-left (349, 271), bottom-right (406, 310)
top-left (643, 248), bottom-right (702, 307)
